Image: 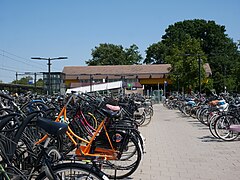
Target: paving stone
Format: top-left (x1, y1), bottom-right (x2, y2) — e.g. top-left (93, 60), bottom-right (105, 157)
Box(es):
top-left (130, 103), bottom-right (240, 180)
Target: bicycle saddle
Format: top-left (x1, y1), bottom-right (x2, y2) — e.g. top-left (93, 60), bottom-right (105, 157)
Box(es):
top-left (99, 108), bottom-right (121, 118)
top-left (106, 104), bottom-right (121, 111)
top-left (37, 117), bottom-right (68, 136)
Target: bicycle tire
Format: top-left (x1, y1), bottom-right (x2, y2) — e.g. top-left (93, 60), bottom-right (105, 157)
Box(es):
top-left (93, 134), bottom-right (142, 179)
top-left (134, 111), bottom-right (146, 126)
top-left (198, 108), bottom-right (209, 126)
top-left (20, 101), bottom-right (50, 115)
top-left (141, 110), bottom-right (152, 127)
top-left (214, 114), bottom-right (240, 141)
top-left (208, 112), bottom-right (220, 138)
top-left (36, 162), bottom-right (108, 180)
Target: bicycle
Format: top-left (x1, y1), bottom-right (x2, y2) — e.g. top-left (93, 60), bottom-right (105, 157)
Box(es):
top-left (35, 92), bottom-right (142, 179)
top-left (0, 111), bottom-right (109, 180)
top-left (214, 104), bottom-right (240, 141)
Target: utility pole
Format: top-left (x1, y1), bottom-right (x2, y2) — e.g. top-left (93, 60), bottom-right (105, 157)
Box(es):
top-left (15, 72), bottom-right (18, 84)
top-left (34, 73), bottom-right (37, 90)
top-left (31, 57), bottom-right (67, 95)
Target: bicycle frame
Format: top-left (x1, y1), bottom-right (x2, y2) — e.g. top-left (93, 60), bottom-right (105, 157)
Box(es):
top-left (35, 94), bottom-right (119, 160)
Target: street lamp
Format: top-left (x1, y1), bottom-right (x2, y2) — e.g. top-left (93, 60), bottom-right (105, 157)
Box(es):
top-left (31, 57), bottom-right (68, 95)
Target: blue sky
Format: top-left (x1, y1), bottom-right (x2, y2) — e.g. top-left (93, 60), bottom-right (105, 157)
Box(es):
top-left (0, 0), bottom-right (239, 83)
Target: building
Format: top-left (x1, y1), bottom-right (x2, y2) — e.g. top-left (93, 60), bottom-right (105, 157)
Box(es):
top-left (42, 72), bottom-right (66, 95)
top-left (63, 64), bottom-right (212, 95)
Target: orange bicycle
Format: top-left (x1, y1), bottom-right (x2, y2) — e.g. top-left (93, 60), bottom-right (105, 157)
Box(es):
top-left (35, 92), bottom-right (142, 179)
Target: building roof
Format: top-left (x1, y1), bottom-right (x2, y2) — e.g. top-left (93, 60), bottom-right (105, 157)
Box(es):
top-left (63, 64), bottom-right (171, 80)
top-left (63, 63), bottom-right (212, 80)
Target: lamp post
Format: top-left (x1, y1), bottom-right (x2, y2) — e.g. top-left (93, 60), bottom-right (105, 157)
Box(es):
top-left (31, 57), bottom-right (67, 95)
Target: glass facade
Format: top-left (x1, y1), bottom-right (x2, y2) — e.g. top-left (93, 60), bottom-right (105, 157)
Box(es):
top-left (43, 72), bottom-right (65, 95)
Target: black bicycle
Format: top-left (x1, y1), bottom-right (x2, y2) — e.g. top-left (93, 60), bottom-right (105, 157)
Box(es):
top-left (0, 111), bottom-right (109, 180)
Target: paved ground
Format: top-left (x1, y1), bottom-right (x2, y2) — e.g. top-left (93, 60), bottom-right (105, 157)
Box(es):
top-left (130, 103), bottom-right (240, 180)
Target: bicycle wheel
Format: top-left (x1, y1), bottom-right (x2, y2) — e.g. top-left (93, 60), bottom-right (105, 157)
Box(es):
top-left (182, 105), bottom-right (191, 116)
top-left (149, 106), bottom-right (154, 116)
top-left (208, 113), bottom-right (220, 138)
top-left (21, 101), bottom-right (50, 115)
top-left (196, 106), bottom-right (207, 122)
top-left (189, 106), bottom-right (199, 118)
top-left (36, 163), bottom-right (108, 180)
top-left (134, 111), bottom-right (146, 126)
top-left (131, 129), bottom-right (145, 154)
top-left (144, 106), bottom-right (153, 119)
top-left (198, 108), bottom-right (209, 126)
top-left (141, 110), bottom-right (152, 127)
top-left (94, 134), bottom-right (142, 179)
top-left (214, 114), bottom-right (240, 141)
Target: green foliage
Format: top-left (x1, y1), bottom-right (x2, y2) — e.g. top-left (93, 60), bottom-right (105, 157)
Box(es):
top-left (231, 57), bottom-right (240, 92)
top-left (144, 42), bottom-right (167, 64)
top-left (164, 35), bottom-right (207, 91)
top-left (12, 76), bottom-right (33, 85)
top-left (86, 43), bottom-right (142, 65)
top-left (203, 77), bottom-right (214, 92)
top-left (145, 19), bottom-right (240, 93)
top-left (36, 78), bottom-right (44, 86)
top-left (125, 44), bottom-right (143, 65)
top-left (11, 76), bottom-right (43, 86)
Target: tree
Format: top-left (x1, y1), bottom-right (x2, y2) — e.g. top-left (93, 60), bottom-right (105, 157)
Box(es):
top-left (125, 44), bottom-right (143, 65)
top-left (36, 78), bottom-right (44, 86)
top-left (165, 35), bottom-right (207, 92)
top-left (162, 19), bottom-right (240, 93)
top-left (11, 76), bottom-right (43, 86)
top-left (86, 43), bottom-right (142, 65)
top-left (231, 55), bottom-right (240, 92)
top-left (144, 42), bottom-right (167, 64)
top-left (146, 19), bottom-right (240, 93)
top-left (12, 76), bottom-right (33, 85)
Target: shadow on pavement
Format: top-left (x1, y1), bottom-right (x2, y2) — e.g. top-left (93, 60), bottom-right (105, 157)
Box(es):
top-left (198, 135), bottom-right (223, 142)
